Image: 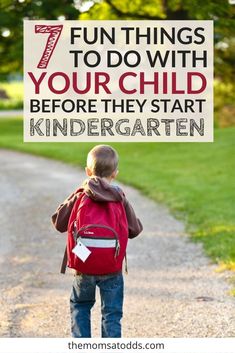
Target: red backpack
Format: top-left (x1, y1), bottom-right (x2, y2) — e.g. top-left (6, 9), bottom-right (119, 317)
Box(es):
top-left (65, 191), bottom-right (129, 275)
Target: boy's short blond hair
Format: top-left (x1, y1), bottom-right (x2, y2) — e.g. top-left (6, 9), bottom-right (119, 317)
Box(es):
top-left (87, 145), bottom-right (119, 178)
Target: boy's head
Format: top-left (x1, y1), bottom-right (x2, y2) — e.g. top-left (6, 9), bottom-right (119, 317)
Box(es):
top-left (86, 145), bottom-right (119, 180)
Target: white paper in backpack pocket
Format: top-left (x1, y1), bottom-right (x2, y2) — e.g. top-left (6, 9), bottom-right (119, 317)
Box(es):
top-left (72, 240), bottom-right (91, 262)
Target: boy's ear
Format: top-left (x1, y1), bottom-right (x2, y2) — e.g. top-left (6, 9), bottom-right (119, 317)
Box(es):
top-left (85, 167), bottom-right (93, 177)
top-left (111, 169), bottom-right (119, 179)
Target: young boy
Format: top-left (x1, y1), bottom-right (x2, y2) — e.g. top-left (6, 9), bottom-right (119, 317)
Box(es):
top-left (52, 145), bottom-right (142, 338)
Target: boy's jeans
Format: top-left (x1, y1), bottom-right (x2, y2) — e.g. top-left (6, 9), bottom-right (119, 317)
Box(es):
top-left (70, 272), bottom-right (124, 338)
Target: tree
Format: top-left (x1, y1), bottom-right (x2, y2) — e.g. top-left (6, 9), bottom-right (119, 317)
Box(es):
top-left (0, 0), bottom-right (80, 79)
top-left (79, 0), bottom-right (235, 126)
top-left (79, 0), bottom-right (235, 82)
top-left (1, 0), bottom-right (235, 83)
top-left (1, 0), bottom-right (234, 126)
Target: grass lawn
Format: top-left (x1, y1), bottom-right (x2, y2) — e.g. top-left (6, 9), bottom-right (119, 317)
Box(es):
top-left (0, 82), bottom-right (23, 110)
top-left (0, 117), bottom-right (235, 274)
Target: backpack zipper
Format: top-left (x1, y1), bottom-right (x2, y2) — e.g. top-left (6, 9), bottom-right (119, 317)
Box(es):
top-left (74, 223), bottom-right (120, 258)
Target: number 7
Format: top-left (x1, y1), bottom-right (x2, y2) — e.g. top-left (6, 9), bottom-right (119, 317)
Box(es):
top-left (35, 25), bottom-right (63, 69)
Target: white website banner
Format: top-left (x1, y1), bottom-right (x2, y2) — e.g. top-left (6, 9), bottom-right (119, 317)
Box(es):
top-left (24, 20), bottom-right (213, 142)
top-left (0, 338), bottom-right (234, 353)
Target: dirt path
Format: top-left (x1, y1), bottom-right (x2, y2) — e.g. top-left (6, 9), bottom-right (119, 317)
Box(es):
top-left (0, 110), bottom-right (23, 117)
top-left (0, 150), bottom-right (234, 337)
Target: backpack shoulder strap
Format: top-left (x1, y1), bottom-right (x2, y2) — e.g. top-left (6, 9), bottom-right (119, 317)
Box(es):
top-left (60, 247), bottom-right (68, 274)
top-left (60, 191), bottom-right (85, 274)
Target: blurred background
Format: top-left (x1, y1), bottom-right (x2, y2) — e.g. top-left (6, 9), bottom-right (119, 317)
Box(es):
top-left (0, 0), bottom-right (234, 285)
top-left (0, 0), bottom-right (235, 127)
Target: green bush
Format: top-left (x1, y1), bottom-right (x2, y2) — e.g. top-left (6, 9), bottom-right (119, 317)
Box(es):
top-left (214, 80), bottom-right (235, 127)
top-left (0, 81), bottom-right (23, 110)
